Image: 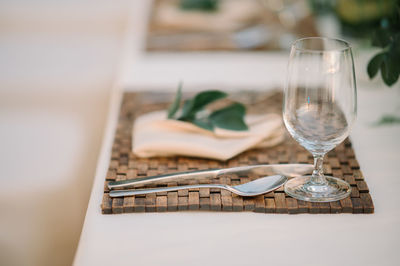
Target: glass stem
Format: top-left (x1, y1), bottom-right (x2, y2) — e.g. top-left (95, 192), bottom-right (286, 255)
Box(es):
top-left (311, 155), bottom-right (327, 185)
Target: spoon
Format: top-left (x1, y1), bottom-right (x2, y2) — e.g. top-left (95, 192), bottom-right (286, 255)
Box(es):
top-left (109, 175), bottom-right (287, 198)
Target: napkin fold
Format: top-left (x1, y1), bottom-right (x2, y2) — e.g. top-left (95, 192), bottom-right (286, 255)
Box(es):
top-left (133, 110), bottom-right (284, 161)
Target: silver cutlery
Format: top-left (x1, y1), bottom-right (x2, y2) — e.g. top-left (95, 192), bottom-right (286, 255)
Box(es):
top-left (109, 174), bottom-right (287, 197)
top-left (107, 164), bottom-right (313, 189)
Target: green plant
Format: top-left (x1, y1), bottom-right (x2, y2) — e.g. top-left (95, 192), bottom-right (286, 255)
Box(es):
top-left (367, 1), bottom-right (400, 86)
top-left (167, 85), bottom-right (248, 131)
top-left (374, 114), bottom-right (400, 126)
top-left (180, 0), bottom-right (219, 12)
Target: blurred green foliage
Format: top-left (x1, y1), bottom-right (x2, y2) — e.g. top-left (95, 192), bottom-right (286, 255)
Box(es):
top-left (367, 1), bottom-right (400, 86)
top-left (180, 0), bottom-right (219, 11)
top-left (374, 115), bottom-right (400, 125)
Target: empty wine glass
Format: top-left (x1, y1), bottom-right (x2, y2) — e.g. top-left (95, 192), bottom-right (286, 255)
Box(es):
top-left (283, 37), bottom-right (357, 202)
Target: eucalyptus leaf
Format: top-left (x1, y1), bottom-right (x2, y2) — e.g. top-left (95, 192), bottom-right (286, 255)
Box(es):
top-left (179, 90), bottom-right (227, 120)
top-left (388, 49), bottom-right (400, 77)
top-left (191, 90), bottom-right (227, 112)
top-left (192, 118), bottom-right (214, 131)
top-left (209, 103), bottom-right (248, 131)
top-left (367, 53), bottom-right (385, 79)
top-left (179, 99), bottom-right (195, 120)
top-left (167, 82), bottom-right (182, 119)
top-left (381, 56), bottom-right (399, 86)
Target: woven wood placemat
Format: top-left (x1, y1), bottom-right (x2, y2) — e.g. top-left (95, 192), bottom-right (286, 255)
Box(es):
top-left (102, 91), bottom-right (374, 214)
top-left (146, 0), bottom-right (319, 52)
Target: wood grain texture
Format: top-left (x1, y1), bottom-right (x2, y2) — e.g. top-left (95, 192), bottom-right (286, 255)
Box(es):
top-left (102, 91), bottom-right (374, 214)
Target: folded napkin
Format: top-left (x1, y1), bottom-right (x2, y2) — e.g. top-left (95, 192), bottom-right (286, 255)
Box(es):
top-left (154, 0), bottom-right (264, 33)
top-left (133, 110), bottom-right (285, 161)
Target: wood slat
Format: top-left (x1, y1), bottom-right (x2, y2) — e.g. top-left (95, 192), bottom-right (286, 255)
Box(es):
top-left (134, 197), bottom-right (145, 212)
top-left (200, 197), bottom-right (210, 210)
top-left (188, 192), bottom-right (200, 210)
top-left (232, 196), bottom-right (243, 212)
top-left (297, 200), bottom-right (309, 213)
top-left (178, 197), bottom-right (188, 211)
top-left (309, 202), bottom-right (320, 214)
top-left (222, 196), bottom-right (233, 211)
top-left (112, 198), bottom-right (123, 214)
top-left (353, 170), bottom-right (364, 180)
top-left (329, 158), bottom-right (340, 168)
top-left (199, 188), bottom-right (210, 198)
top-left (101, 194), bottom-right (112, 214)
top-left (265, 198), bottom-right (276, 213)
top-left (123, 196), bottom-right (135, 213)
top-left (348, 159), bottom-right (360, 169)
top-left (254, 196), bottom-right (265, 213)
top-left (360, 193), bottom-right (374, 213)
top-left (340, 197), bottom-right (353, 213)
top-left (145, 194), bottom-right (156, 212)
top-left (329, 201), bottom-right (342, 214)
top-left (241, 197), bottom-right (253, 211)
top-left (156, 196), bottom-right (167, 212)
top-left (350, 186), bottom-right (360, 198)
top-left (344, 175), bottom-right (356, 186)
top-left (105, 170), bottom-right (117, 181)
top-left (351, 198), bottom-right (363, 214)
top-left (177, 189), bottom-right (189, 197)
top-left (356, 181), bottom-right (369, 193)
top-left (167, 192), bottom-right (178, 211)
top-left (210, 194), bottom-right (221, 211)
top-left (274, 193), bottom-right (287, 214)
top-left (319, 202), bottom-right (331, 214)
top-left (286, 198), bottom-right (299, 214)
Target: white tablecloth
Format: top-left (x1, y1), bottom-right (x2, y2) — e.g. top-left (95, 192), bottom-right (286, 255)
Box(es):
top-left (74, 85), bottom-right (400, 266)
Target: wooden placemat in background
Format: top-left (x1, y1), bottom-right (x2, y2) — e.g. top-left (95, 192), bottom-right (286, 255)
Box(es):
top-left (146, 0), bottom-right (319, 52)
top-left (102, 91), bottom-right (374, 214)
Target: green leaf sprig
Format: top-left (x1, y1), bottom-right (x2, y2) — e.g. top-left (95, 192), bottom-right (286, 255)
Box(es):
top-left (367, 2), bottom-right (400, 86)
top-left (167, 85), bottom-right (248, 131)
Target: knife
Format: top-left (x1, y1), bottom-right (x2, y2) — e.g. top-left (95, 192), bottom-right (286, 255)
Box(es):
top-left (107, 164), bottom-right (313, 189)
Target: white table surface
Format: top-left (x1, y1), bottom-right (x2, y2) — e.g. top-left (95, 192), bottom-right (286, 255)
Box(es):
top-left (74, 1), bottom-right (400, 265)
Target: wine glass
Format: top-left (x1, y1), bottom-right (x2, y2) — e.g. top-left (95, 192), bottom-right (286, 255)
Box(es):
top-left (283, 37), bottom-right (357, 202)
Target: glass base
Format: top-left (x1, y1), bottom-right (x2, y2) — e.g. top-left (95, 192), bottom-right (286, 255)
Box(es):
top-left (284, 175), bottom-right (351, 202)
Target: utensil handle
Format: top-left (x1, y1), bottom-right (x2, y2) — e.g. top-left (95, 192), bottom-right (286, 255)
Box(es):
top-left (109, 184), bottom-right (226, 197)
top-left (108, 169), bottom-right (220, 189)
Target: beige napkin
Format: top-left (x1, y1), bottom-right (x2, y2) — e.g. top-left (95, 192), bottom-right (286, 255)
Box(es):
top-left (132, 110), bottom-right (285, 161)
